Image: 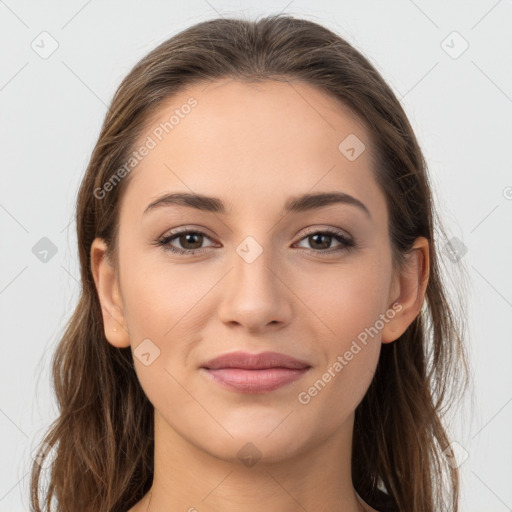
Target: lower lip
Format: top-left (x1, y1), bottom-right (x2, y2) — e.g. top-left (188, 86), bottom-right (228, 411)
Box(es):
top-left (201, 367), bottom-right (311, 393)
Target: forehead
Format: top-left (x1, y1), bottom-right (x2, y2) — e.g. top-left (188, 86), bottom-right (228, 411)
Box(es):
top-left (119, 78), bottom-right (384, 220)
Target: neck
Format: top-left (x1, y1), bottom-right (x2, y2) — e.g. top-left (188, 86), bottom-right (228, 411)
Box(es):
top-left (143, 409), bottom-right (368, 512)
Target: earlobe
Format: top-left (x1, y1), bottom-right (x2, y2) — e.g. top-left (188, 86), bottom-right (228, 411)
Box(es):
top-left (381, 237), bottom-right (430, 344)
top-left (90, 238), bottom-right (130, 348)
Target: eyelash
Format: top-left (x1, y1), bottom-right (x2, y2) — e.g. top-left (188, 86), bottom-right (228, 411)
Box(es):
top-left (154, 227), bottom-right (356, 256)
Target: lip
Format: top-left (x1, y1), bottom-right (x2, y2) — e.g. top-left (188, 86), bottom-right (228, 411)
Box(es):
top-left (201, 350), bottom-right (311, 370)
top-left (200, 351), bottom-right (312, 394)
top-left (201, 367), bottom-right (311, 393)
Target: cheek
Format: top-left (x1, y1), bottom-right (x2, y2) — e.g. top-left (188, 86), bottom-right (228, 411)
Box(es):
top-left (295, 256), bottom-right (392, 344)
top-left (120, 250), bottom-right (202, 340)
top-left (294, 277), bottom-right (385, 431)
top-left (119, 252), bottom-right (218, 388)
top-left (292, 258), bottom-right (390, 403)
top-left (120, 263), bottom-right (200, 413)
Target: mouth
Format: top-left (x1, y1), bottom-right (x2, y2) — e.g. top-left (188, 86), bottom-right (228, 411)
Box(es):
top-left (200, 350), bottom-right (312, 394)
top-left (200, 367), bottom-right (311, 393)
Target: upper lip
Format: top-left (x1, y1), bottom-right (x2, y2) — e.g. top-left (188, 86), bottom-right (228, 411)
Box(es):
top-left (201, 351), bottom-right (311, 370)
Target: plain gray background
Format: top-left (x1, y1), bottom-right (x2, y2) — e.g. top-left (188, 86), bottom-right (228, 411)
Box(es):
top-left (1, 1), bottom-right (511, 511)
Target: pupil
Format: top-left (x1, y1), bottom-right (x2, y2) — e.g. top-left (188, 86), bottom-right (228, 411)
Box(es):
top-left (182, 233), bottom-right (202, 249)
top-left (311, 234), bottom-right (330, 249)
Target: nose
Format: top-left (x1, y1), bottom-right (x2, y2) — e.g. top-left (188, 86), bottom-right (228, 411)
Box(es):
top-left (216, 240), bottom-right (293, 333)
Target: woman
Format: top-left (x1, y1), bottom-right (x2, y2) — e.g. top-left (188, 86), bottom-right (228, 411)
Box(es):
top-left (30, 14), bottom-right (469, 512)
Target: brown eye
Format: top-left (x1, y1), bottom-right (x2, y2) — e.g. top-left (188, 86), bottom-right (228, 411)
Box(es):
top-left (157, 230), bottom-right (216, 255)
top-left (295, 230), bottom-right (355, 254)
top-left (175, 232), bottom-right (204, 250)
top-left (307, 233), bottom-right (334, 250)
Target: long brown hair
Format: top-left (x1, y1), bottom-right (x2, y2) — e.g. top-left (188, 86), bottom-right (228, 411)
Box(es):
top-left (30, 14), bottom-right (469, 512)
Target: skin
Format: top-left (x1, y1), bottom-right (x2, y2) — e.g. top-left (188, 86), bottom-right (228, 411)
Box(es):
top-left (91, 79), bottom-right (429, 512)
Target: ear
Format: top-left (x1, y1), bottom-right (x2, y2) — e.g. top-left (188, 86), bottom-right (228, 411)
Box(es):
top-left (90, 237), bottom-right (130, 348)
top-left (381, 236), bottom-right (430, 344)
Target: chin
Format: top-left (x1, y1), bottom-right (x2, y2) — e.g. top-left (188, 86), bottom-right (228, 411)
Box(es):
top-left (195, 420), bottom-right (313, 467)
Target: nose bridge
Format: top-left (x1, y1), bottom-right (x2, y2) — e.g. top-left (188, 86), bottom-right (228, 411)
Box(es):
top-left (217, 233), bottom-right (292, 329)
top-left (232, 233), bottom-right (280, 302)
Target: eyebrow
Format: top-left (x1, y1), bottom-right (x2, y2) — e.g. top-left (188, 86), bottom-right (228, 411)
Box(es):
top-left (143, 191), bottom-right (371, 218)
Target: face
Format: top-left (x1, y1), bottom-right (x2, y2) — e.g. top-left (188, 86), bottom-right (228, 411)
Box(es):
top-left (92, 79), bottom-right (427, 465)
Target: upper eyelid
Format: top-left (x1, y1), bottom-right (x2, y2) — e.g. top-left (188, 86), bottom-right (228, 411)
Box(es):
top-left (299, 225), bottom-right (352, 238)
